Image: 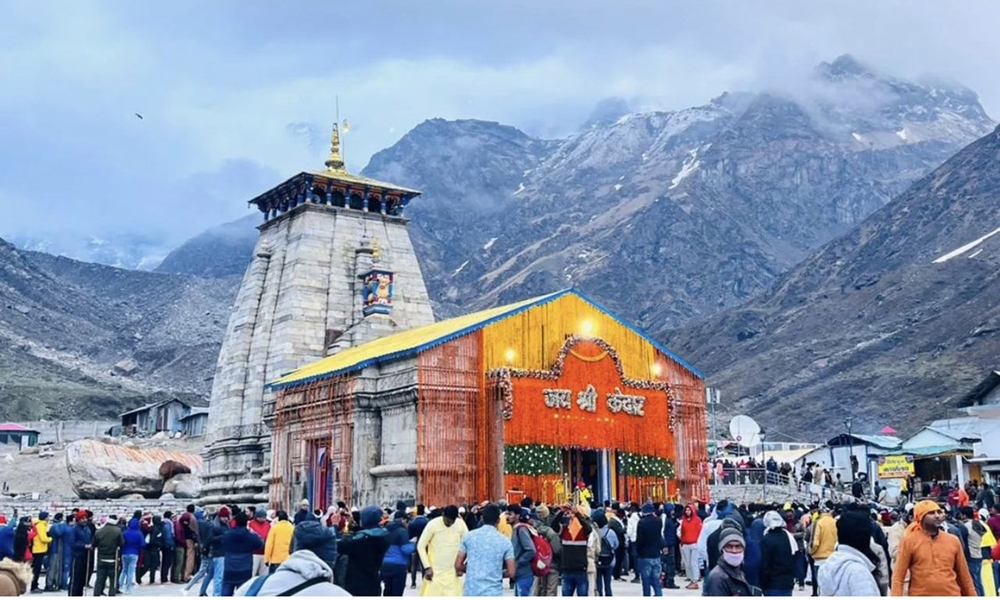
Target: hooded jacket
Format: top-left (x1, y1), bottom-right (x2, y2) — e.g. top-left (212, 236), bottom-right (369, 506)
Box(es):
top-left (635, 513), bottom-right (666, 559)
top-left (222, 526), bottom-right (265, 580)
top-left (0, 558), bottom-right (31, 596)
top-left (122, 520), bottom-right (146, 556)
top-left (234, 550), bottom-right (351, 597)
top-left (336, 526), bottom-right (391, 597)
top-left (265, 519), bottom-right (295, 566)
top-left (679, 505), bottom-right (702, 545)
top-left (382, 520), bottom-right (415, 570)
top-left (0, 521), bottom-right (15, 561)
top-left (31, 518), bottom-right (52, 554)
top-left (817, 544), bottom-right (880, 596)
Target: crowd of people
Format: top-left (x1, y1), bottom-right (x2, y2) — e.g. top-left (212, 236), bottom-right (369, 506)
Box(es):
top-left (0, 487), bottom-right (998, 597)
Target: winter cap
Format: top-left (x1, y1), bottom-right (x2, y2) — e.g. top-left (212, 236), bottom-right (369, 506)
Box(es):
top-left (980, 508), bottom-right (990, 520)
top-left (217, 506), bottom-right (231, 519)
top-left (38, 511), bottom-right (49, 520)
top-left (763, 510), bottom-right (784, 530)
top-left (718, 526), bottom-right (745, 551)
top-left (299, 499), bottom-right (310, 508)
top-left (76, 510), bottom-right (88, 521)
top-left (360, 505), bottom-right (383, 529)
top-left (836, 510), bottom-right (872, 554)
top-left (292, 521), bottom-right (337, 567)
top-left (255, 509), bottom-right (267, 519)
top-left (592, 510), bottom-right (608, 528)
top-left (641, 502), bottom-right (655, 514)
top-left (536, 505), bottom-right (550, 520)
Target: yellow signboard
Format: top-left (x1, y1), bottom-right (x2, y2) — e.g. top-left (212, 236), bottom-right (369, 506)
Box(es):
top-left (877, 454), bottom-right (915, 478)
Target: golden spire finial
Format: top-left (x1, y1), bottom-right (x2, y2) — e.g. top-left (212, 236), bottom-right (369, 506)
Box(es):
top-left (325, 123), bottom-right (346, 173)
top-left (371, 237), bottom-right (381, 262)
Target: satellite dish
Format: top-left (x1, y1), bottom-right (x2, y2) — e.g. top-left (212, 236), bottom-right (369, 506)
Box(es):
top-left (729, 415), bottom-right (761, 449)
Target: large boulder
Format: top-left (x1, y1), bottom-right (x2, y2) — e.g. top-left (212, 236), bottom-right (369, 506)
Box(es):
top-left (162, 473), bottom-right (202, 499)
top-left (65, 440), bottom-right (202, 499)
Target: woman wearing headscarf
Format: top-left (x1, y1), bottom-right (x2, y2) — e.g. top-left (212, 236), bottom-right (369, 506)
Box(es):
top-left (703, 524), bottom-right (758, 596)
top-left (891, 499), bottom-right (976, 596)
top-left (817, 509), bottom-right (880, 596)
top-left (759, 511), bottom-right (795, 596)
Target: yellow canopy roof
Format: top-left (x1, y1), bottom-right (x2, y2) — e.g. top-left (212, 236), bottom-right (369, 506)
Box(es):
top-left (269, 288), bottom-right (704, 390)
top-left (270, 290), bottom-right (565, 389)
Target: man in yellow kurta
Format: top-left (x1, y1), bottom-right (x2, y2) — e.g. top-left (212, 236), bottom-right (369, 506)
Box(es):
top-left (417, 506), bottom-right (469, 596)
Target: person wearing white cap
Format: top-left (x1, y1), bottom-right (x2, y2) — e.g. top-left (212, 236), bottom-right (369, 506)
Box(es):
top-left (293, 500), bottom-right (313, 526)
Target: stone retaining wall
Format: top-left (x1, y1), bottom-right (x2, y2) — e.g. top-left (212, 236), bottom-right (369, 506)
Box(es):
top-left (0, 498), bottom-right (192, 519)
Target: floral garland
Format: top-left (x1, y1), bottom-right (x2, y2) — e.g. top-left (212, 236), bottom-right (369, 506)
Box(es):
top-left (619, 451), bottom-right (676, 478)
top-left (503, 444), bottom-right (562, 476)
top-left (488, 336), bottom-right (677, 430)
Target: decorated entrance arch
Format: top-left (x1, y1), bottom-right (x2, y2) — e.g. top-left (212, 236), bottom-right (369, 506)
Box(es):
top-left (489, 336), bottom-right (678, 504)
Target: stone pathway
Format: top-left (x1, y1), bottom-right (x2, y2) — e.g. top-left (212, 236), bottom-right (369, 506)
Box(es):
top-left (37, 576), bottom-right (815, 597)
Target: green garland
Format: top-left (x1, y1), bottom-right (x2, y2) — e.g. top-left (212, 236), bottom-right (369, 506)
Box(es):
top-left (504, 444), bottom-right (562, 476)
top-left (619, 451), bottom-right (675, 478)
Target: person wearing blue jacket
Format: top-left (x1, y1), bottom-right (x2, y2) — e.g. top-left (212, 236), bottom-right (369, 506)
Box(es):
top-left (46, 513), bottom-right (70, 591)
top-left (381, 512), bottom-right (415, 596)
top-left (221, 511), bottom-right (264, 596)
top-left (0, 516), bottom-right (16, 562)
top-left (68, 511), bottom-right (93, 597)
top-left (119, 519), bottom-right (146, 594)
top-left (160, 511), bottom-right (176, 585)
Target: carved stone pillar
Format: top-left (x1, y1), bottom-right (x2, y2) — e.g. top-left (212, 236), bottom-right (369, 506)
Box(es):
top-left (351, 403), bottom-right (382, 506)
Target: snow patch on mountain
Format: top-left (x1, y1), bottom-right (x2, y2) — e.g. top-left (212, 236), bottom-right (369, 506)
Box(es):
top-left (670, 150), bottom-right (701, 189)
top-left (483, 237), bottom-right (498, 251)
top-left (932, 226), bottom-right (1000, 263)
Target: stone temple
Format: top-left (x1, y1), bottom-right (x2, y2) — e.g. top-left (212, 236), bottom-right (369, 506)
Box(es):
top-left (201, 125), bottom-right (435, 505)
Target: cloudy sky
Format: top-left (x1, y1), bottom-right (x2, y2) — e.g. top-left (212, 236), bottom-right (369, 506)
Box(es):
top-left (2, 0), bottom-right (999, 249)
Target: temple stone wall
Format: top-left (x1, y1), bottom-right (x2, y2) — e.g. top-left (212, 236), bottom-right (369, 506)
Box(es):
top-left (204, 204), bottom-right (434, 505)
top-left (1, 498), bottom-right (190, 520)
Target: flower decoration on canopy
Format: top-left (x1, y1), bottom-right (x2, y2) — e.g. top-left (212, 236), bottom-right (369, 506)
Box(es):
top-left (504, 444), bottom-right (562, 476)
top-left (619, 452), bottom-right (675, 478)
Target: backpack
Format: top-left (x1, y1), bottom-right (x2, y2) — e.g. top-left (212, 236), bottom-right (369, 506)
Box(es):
top-left (973, 519), bottom-right (987, 536)
top-left (245, 574), bottom-right (329, 597)
top-left (597, 529), bottom-right (615, 568)
top-left (516, 524), bottom-right (553, 577)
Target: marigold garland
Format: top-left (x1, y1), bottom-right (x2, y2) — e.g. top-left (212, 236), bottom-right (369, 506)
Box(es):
top-left (489, 335), bottom-right (677, 431)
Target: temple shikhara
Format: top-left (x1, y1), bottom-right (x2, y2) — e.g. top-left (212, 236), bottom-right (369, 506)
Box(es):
top-left (203, 122), bottom-right (709, 508)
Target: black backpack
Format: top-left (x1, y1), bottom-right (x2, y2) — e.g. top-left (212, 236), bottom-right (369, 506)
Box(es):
top-left (598, 530), bottom-right (615, 567)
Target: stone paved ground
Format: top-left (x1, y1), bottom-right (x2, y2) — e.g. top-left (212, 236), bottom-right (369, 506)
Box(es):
top-left (37, 575), bottom-right (815, 597)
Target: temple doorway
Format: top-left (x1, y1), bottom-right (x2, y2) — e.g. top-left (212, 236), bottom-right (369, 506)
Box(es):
top-left (563, 448), bottom-right (601, 504)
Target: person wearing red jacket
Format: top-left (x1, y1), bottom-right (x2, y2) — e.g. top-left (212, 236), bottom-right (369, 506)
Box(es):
top-left (247, 510), bottom-right (271, 577)
top-left (679, 504), bottom-right (703, 589)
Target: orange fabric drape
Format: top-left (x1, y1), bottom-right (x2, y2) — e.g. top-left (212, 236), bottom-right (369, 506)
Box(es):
top-left (416, 332), bottom-right (483, 506)
top-left (501, 340), bottom-right (674, 461)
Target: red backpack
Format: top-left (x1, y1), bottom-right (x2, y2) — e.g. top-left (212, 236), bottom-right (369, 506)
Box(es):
top-left (516, 524), bottom-right (554, 577)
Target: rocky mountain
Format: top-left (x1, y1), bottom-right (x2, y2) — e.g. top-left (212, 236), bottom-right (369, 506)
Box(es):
top-left (156, 214), bottom-right (260, 278)
top-left (159, 55), bottom-right (993, 331)
top-left (0, 237), bottom-right (238, 421)
top-left (664, 124), bottom-right (1000, 439)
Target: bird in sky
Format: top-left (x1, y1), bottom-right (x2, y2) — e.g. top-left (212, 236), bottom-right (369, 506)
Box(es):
top-left (134, 113), bottom-right (143, 120)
